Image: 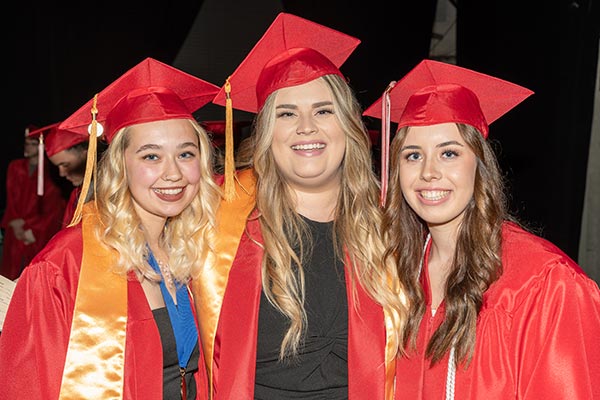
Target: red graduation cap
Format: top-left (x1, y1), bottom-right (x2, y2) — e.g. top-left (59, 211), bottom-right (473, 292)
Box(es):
top-left (29, 122), bottom-right (88, 157)
top-left (363, 59), bottom-right (534, 206)
top-left (212, 12), bottom-right (360, 113)
top-left (59, 57), bottom-right (220, 144)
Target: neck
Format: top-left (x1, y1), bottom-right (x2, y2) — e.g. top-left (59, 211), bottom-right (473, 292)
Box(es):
top-left (294, 184), bottom-right (339, 222)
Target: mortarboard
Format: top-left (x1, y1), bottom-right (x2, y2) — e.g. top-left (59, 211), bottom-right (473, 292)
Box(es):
top-left (363, 59), bottom-right (534, 206)
top-left (60, 57), bottom-right (220, 143)
top-left (29, 121), bottom-right (88, 158)
top-left (212, 12), bottom-right (360, 200)
top-left (58, 57), bottom-right (220, 225)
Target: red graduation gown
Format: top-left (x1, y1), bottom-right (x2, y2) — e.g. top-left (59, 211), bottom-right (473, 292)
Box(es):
top-left (1, 158), bottom-right (66, 279)
top-left (62, 186), bottom-right (81, 227)
top-left (394, 222), bottom-right (600, 399)
top-left (0, 224), bottom-right (209, 400)
top-left (193, 169), bottom-right (389, 400)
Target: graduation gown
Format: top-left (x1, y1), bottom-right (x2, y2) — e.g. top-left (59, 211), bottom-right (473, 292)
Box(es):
top-left (1, 158), bottom-right (66, 279)
top-left (62, 186), bottom-right (81, 227)
top-left (0, 207), bottom-right (209, 400)
top-left (193, 169), bottom-right (392, 400)
top-left (394, 222), bottom-right (600, 399)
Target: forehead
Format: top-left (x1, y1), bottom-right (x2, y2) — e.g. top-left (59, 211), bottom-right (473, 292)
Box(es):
top-left (273, 78), bottom-right (332, 105)
top-left (404, 123), bottom-right (463, 144)
top-left (49, 149), bottom-right (81, 165)
top-left (125, 118), bottom-right (198, 146)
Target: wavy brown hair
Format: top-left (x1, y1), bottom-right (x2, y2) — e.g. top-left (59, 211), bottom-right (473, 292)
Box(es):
top-left (94, 119), bottom-right (221, 284)
top-left (243, 74), bottom-right (407, 358)
top-left (385, 123), bottom-right (508, 366)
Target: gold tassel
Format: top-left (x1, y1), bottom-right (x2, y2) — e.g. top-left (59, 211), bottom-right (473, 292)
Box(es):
top-left (68, 94), bottom-right (99, 227)
top-left (223, 77), bottom-right (236, 202)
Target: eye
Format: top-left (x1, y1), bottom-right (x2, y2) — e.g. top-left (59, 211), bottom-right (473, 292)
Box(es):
top-left (143, 153), bottom-right (159, 161)
top-left (315, 108), bottom-right (334, 116)
top-left (404, 151), bottom-right (421, 161)
top-left (276, 110), bottom-right (296, 118)
top-left (179, 150), bottom-right (197, 159)
top-left (441, 149), bottom-right (459, 159)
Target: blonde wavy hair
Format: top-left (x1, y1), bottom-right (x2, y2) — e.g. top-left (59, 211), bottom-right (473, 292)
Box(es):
top-left (94, 119), bottom-right (221, 284)
top-left (385, 123), bottom-right (509, 366)
top-left (244, 74), bottom-right (408, 359)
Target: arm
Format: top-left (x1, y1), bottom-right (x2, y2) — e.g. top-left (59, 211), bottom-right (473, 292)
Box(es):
top-left (0, 259), bottom-right (76, 399)
top-left (512, 263), bottom-right (600, 399)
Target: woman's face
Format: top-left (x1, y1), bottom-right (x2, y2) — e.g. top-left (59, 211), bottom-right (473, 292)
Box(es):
top-left (270, 78), bottom-right (346, 193)
top-left (124, 119), bottom-right (202, 226)
top-left (398, 123), bottom-right (477, 233)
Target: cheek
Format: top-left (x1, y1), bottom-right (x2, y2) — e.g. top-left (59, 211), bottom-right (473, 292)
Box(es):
top-left (181, 161), bottom-right (202, 184)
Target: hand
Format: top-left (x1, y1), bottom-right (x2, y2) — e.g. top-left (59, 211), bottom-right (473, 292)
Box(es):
top-left (22, 229), bottom-right (36, 245)
top-left (9, 219), bottom-right (26, 241)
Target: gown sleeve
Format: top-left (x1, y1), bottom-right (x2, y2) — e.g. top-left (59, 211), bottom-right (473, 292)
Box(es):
top-left (509, 261), bottom-right (600, 399)
top-left (0, 235), bottom-right (80, 399)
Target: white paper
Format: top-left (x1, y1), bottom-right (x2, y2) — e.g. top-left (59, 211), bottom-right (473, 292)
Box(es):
top-left (0, 274), bottom-right (17, 331)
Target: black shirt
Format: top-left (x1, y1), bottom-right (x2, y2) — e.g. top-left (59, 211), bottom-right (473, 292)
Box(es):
top-left (254, 217), bottom-right (349, 399)
top-left (153, 307), bottom-right (200, 400)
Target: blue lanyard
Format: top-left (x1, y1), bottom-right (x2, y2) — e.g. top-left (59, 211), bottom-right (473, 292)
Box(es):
top-left (146, 247), bottom-right (198, 369)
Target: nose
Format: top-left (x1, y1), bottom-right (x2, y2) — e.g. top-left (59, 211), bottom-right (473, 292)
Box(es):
top-left (295, 115), bottom-right (318, 135)
top-left (59, 166), bottom-right (68, 177)
top-left (421, 157), bottom-right (441, 181)
top-left (162, 158), bottom-right (183, 182)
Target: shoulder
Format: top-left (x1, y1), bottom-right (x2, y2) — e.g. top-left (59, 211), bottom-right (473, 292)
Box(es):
top-left (24, 225), bottom-right (84, 287)
top-left (483, 222), bottom-right (597, 312)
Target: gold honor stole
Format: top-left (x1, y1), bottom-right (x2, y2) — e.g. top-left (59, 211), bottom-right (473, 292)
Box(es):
top-left (192, 169), bottom-right (257, 398)
top-left (59, 203), bottom-right (127, 399)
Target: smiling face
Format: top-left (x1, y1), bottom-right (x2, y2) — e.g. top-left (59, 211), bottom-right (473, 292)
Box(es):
top-left (124, 118), bottom-right (202, 228)
top-left (270, 78), bottom-right (346, 193)
top-left (398, 122), bottom-right (478, 233)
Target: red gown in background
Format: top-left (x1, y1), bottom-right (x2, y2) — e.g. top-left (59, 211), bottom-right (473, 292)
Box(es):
top-left (0, 222), bottom-right (209, 399)
top-left (62, 186), bottom-right (81, 227)
top-left (394, 222), bottom-right (600, 399)
top-left (0, 158), bottom-right (66, 280)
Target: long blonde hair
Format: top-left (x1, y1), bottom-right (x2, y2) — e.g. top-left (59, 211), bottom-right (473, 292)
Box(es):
top-left (94, 119), bottom-right (221, 283)
top-left (246, 74), bottom-right (407, 358)
top-left (385, 123), bottom-right (507, 366)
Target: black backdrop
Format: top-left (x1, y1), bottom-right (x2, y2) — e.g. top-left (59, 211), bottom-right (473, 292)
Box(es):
top-left (4, 0), bottom-right (599, 262)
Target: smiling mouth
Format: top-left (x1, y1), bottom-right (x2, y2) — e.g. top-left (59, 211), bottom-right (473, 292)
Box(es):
top-left (291, 143), bottom-right (325, 150)
top-left (420, 190), bottom-right (450, 201)
top-left (153, 188), bottom-right (184, 195)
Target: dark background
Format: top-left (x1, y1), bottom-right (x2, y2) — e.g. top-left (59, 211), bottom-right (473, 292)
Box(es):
top-left (4, 0), bottom-right (599, 263)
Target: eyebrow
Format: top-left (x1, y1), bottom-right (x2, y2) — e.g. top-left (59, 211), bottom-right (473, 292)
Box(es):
top-left (400, 140), bottom-right (464, 152)
top-left (276, 100), bottom-right (334, 110)
top-left (135, 142), bottom-right (198, 154)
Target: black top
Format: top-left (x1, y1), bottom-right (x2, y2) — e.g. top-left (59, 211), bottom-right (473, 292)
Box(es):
top-left (153, 307), bottom-right (200, 400)
top-left (254, 217), bottom-right (349, 399)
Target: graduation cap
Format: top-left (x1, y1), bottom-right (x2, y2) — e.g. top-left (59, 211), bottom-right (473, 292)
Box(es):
top-left (363, 59), bottom-right (534, 206)
top-left (212, 12), bottom-right (360, 200)
top-left (58, 57), bottom-right (220, 225)
top-left (29, 121), bottom-right (88, 158)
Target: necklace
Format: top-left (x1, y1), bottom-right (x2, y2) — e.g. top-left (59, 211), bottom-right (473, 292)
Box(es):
top-left (157, 258), bottom-right (175, 289)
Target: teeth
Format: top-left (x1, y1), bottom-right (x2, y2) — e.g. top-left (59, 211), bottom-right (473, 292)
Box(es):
top-left (291, 143), bottom-right (326, 150)
top-left (154, 188), bottom-right (183, 195)
top-left (420, 190), bottom-right (449, 201)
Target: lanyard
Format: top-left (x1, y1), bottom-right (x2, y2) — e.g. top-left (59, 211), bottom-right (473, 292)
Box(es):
top-left (146, 247), bottom-right (198, 371)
